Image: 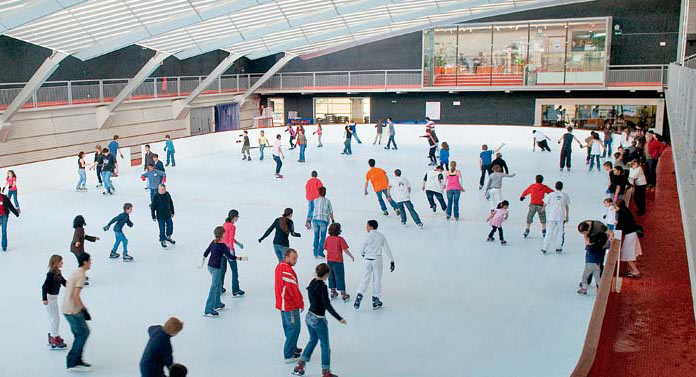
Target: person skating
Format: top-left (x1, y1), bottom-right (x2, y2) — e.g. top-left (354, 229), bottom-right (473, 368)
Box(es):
top-left (354, 220), bottom-right (395, 311)
top-left (445, 161), bottom-right (464, 221)
top-left (557, 127), bottom-right (584, 171)
top-left (164, 135), bottom-right (176, 167)
top-left (108, 135), bottom-right (124, 177)
top-left (259, 208), bottom-right (302, 262)
top-left (70, 215), bottom-right (99, 284)
top-left (275, 248), bottom-right (305, 363)
top-left (541, 181), bottom-right (570, 254)
top-left (311, 187), bottom-right (334, 258)
top-left (143, 144), bottom-right (155, 173)
top-left (297, 129), bottom-right (307, 162)
top-left (601, 122), bottom-right (614, 158)
top-left (349, 122), bottom-right (362, 144)
top-left (285, 125), bottom-right (297, 149)
top-left (384, 118), bottom-right (397, 150)
top-left (491, 152), bottom-right (509, 174)
top-left (239, 130), bottom-right (252, 161)
top-left (42, 254), bottom-right (67, 350)
top-left (103, 203), bottom-right (134, 261)
top-left (373, 120), bottom-right (384, 145)
top-left (273, 134), bottom-right (285, 179)
top-left (577, 219), bottom-right (614, 288)
top-left (486, 200), bottom-right (509, 245)
top-left (76, 152), bottom-right (88, 192)
top-left (3, 170), bottom-right (19, 209)
top-left (532, 130), bottom-right (551, 152)
top-left (364, 159), bottom-right (400, 216)
top-left (314, 123), bottom-right (323, 147)
top-left (341, 125), bottom-right (353, 155)
top-left (520, 175), bottom-right (554, 238)
top-left (425, 116), bottom-right (435, 131)
top-left (153, 154), bottom-right (165, 173)
top-left (305, 171), bottom-right (324, 229)
top-left (141, 164), bottom-right (166, 205)
top-left (421, 129), bottom-right (439, 166)
top-left (89, 145), bottom-right (103, 188)
top-left (202, 226), bottom-right (237, 317)
top-left (139, 317), bottom-right (183, 377)
top-left (62, 252), bottom-right (92, 372)
top-left (587, 133), bottom-right (605, 171)
top-left (422, 165), bottom-right (447, 213)
top-left (390, 169), bottom-right (423, 228)
top-left (479, 143), bottom-right (504, 189)
top-left (151, 184), bottom-right (175, 248)
top-left (323, 223), bottom-right (354, 302)
top-left (98, 148), bottom-right (117, 195)
top-left (259, 130), bottom-right (269, 160)
top-left (0, 190), bottom-right (20, 252)
top-left (485, 165), bottom-right (516, 212)
top-left (221, 209), bottom-right (247, 297)
top-left (439, 142), bottom-right (450, 170)
top-left (292, 263), bottom-right (346, 377)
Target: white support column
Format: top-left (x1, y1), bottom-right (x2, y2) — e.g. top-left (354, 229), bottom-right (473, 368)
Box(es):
top-left (233, 53), bottom-right (296, 105)
top-left (172, 53), bottom-right (243, 120)
top-left (0, 50), bottom-right (68, 142)
top-left (95, 51), bottom-right (170, 129)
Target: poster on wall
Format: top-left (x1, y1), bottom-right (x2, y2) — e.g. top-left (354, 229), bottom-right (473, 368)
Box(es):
top-left (425, 102), bottom-right (441, 120)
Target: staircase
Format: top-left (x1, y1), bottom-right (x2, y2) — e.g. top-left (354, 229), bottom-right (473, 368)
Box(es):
top-left (433, 73), bottom-right (523, 86)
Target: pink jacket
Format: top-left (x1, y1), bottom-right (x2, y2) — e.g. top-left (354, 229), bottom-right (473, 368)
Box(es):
top-left (488, 208), bottom-right (508, 228)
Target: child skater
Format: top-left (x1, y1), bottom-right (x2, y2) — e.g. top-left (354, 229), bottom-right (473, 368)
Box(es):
top-left (221, 210), bottom-right (247, 297)
top-left (292, 263), bottom-right (346, 377)
top-left (421, 129), bottom-right (439, 166)
top-left (71, 215), bottom-right (98, 284)
top-left (90, 145), bottom-right (103, 188)
top-left (164, 135), bottom-right (176, 167)
top-left (76, 152), bottom-right (87, 192)
top-left (42, 254), bottom-right (67, 350)
top-left (486, 200), bottom-right (509, 245)
top-left (439, 142), bottom-right (450, 170)
top-left (202, 226), bottom-right (237, 317)
top-left (3, 170), bottom-right (19, 210)
top-left (285, 125), bottom-right (297, 149)
top-left (323, 223), bottom-right (354, 302)
top-left (104, 203), bottom-right (134, 261)
top-left (313, 123), bottom-right (323, 147)
top-left (259, 131), bottom-right (269, 161)
top-left (239, 131), bottom-right (252, 161)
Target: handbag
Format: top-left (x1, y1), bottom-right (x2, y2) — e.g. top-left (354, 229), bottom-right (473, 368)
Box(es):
top-left (81, 308), bottom-right (92, 321)
top-left (636, 225), bottom-right (645, 238)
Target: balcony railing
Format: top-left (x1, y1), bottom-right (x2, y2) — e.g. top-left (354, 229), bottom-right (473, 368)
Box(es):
top-left (0, 67), bottom-right (667, 111)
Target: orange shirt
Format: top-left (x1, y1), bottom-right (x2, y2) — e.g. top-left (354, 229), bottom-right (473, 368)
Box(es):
top-left (366, 167), bottom-right (389, 192)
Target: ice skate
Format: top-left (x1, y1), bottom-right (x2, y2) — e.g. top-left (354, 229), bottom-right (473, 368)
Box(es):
top-left (555, 248), bottom-right (563, 253)
top-left (109, 252), bottom-right (120, 259)
top-left (353, 293), bottom-right (363, 310)
top-left (203, 310), bottom-right (219, 317)
top-left (160, 241), bottom-right (167, 248)
top-left (232, 290), bottom-right (245, 297)
top-left (123, 254), bottom-right (133, 262)
top-left (500, 240), bottom-right (507, 246)
top-left (330, 289), bottom-right (338, 300)
top-left (67, 362), bottom-right (92, 372)
top-left (382, 210), bottom-right (388, 216)
top-left (293, 361), bottom-right (306, 376)
top-left (487, 237), bottom-right (495, 242)
top-left (394, 209), bottom-right (401, 216)
top-left (166, 237), bottom-right (176, 244)
top-left (523, 229), bottom-right (530, 238)
top-left (372, 296), bottom-right (383, 310)
top-left (216, 303), bottom-right (226, 310)
top-left (323, 369), bottom-right (338, 377)
top-left (341, 293), bottom-right (350, 303)
top-left (541, 249), bottom-right (547, 254)
top-left (417, 223), bottom-right (424, 229)
top-left (49, 335), bottom-right (67, 350)
top-left (577, 288), bottom-right (587, 295)
top-left (542, 229), bottom-right (547, 238)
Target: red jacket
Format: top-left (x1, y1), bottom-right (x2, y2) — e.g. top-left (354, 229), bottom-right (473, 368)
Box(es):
top-left (521, 183), bottom-right (553, 205)
top-left (647, 138), bottom-right (666, 160)
top-left (305, 178), bottom-right (323, 201)
top-left (275, 262), bottom-right (304, 312)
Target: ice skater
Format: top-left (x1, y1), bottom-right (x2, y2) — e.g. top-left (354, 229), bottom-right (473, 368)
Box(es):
top-left (491, 152), bottom-right (509, 174)
top-left (3, 170), bottom-right (19, 210)
top-left (108, 135), bottom-right (124, 177)
top-left (310, 187), bottom-right (334, 258)
top-left (151, 184), bottom-right (175, 248)
top-left (323, 223), bottom-right (354, 302)
top-left (445, 161), bottom-right (464, 221)
top-left (259, 208), bottom-right (302, 262)
top-left (141, 164), bottom-right (166, 204)
top-left (62, 252), bottom-right (92, 372)
top-left (221, 209), bottom-right (246, 297)
top-left (439, 142), bottom-right (450, 170)
top-left (485, 165), bottom-right (516, 212)
top-left (273, 134), bottom-right (285, 179)
top-left (422, 165), bottom-right (447, 213)
top-left (285, 125), bottom-right (297, 149)
top-left (98, 147), bottom-right (117, 195)
top-left (421, 129), bottom-right (439, 166)
top-left (341, 125), bottom-right (353, 155)
top-left (479, 143), bottom-right (505, 189)
top-left (70, 215), bottom-right (98, 283)
top-left (259, 131), bottom-right (269, 160)
top-left (144, 144), bottom-right (155, 173)
top-left (349, 122), bottom-right (362, 144)
top-left (384, 118), bottom-right (397, 150)
top-left (354, 220), bottom-right (395, 311)
top-left (577, 231), bottom-right (608, 295)
top-left (240, 130), bottom-right (252, 161)
top-left (373, 120), bottom-right (384, 145)
top-left (390, 169), bottom-right (423, 228)
top-left (541, 181), bottom-right (570, 254)
top-left (297, 129), bottom-right (307, 162)
top-left (520, 175), bottom-right (554, 238)
top-left (275, 248), bottom-right (304, 363)
top-left (42, 254), bottom-right (67, 350)
top-left (557, 127), bottom-right (584, 171)
top-left (305, 171), bottom-right (324, 228)
top-left (90, 145), bottom-right (103, 187)
top-left (425, 116), bottom-right (435, 131)
top-left (0, 189), bottom-right (20, 252)
top-left (364, 159), bottom-right (400, 216)
top-left (76, 152), bottom-right (88, 192)
top-left (139, 317), bottom-right (183, 377)
top-left (314, 123), bottom-right (323, 147)
top-left (486, 200), bottom-right (509, 245)
top-left (587, 133), bottom-right (605, 171)
top-left (532, 130), bottom-right (551, 152)
top-left (577, 219), bottom-right (614, 288)
top-left (202, 226), bottom-right (236, 317)
top-left (103, 203), bottom-right (134, 261)
top-left (292, 263), bottom-right (346, 377)
top-left (164, 134), bottom-right (176, 167)
top-left (153, 153), bottom-right (165, 173)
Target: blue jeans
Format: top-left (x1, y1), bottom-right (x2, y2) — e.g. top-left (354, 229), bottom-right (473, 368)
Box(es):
top-left (386, 135), bottom-right (397, 149)
top-left (343, 139), bottom-right (352, 154)
top-left (7, 189), bottom-right (18, 208)
top-left (260, 144), bottom-right (265, 160)
top-left (101, 171), bottom-right (113, 191)
top-left (301, 312), bottom-right (330, 370)
top-left (273, 155), bottom-right (282, 175)
top-left (274, 244), bottom-right (288, 262)
top-left (149, 188), bottom-right (157, 203)
top-left (166, 150), bottom-right (176, 166)
top-left (397, 200), bottom-right (422, 225)
top-left (589, 154), bottom-right (600, 171)
top-left (281, 310), bottom-right (302, 359)
top-left (220, 255), bottom-right (241, 293)
top-left (299, 144), bottom-right (306, 161)
top-left (602, 139), bottom-right (612, 158)
top-left (312, 220), bottom-right (329, 257)
top-left (204, 266), bottom-right (222, 314)
top-left (352, 128), bottom-right (362, 144)
top-left (446, 190), bottom-right (461, 219)
top-left (112, 232), bottom-right (128, 254)
top-left (327, 261), bottom-right (345, 291)
top-left (306, 200), bottom-right (315, 223)
top-left (77, 169), bottom-right (87, 189)
top-left (64, 312), bottom-right (90, 368)
top-left (375, 190), bottom-right (398, 212)
top-left (0, 215), bottom-right (7, 251)
top-left (157, 217), bottom-right (173, 241)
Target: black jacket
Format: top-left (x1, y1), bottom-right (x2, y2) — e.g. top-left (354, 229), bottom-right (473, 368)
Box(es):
top-left (307, 279), bottom-right (342, 321)
top-left (41, 271), bottom-right (66, 301)
top-left (0, 194), bottom-right (19, 217)
top-left (139, 325), bottom-right (173, 377)
top-left (259, 217), bottom-right (300, 247)
top-left (491, 158), bottom-right (509, 174)
top-left (616, 207), bottom-right (639, 234)
top-left (151, 192), bottom-right (174, 220)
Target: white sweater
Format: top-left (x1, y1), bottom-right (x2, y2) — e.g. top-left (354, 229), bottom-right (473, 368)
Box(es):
top-left (361, 230), bottom-right (394, 262)
top-left (629, 166), bottom-right (647, 186)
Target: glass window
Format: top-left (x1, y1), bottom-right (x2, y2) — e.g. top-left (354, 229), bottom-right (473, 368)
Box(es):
top-left (565, 21), bottom-right (607, 84)
top-left (456, 25), bottom-right (493, 85)
top-left (491, 23), bottom-right (529, 86)
top-left (422, 29), bottom-right (435, 86)
top-left (432, 27), bottom-right (459, 86)
top-left (528, 22), bottom-right (568, 86)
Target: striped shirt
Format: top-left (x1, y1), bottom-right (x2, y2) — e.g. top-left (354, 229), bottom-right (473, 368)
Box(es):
top-left (312, 197), bottom-right (333, 223)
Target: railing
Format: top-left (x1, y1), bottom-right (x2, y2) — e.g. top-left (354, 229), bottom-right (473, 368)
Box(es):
top-left (681, 53), bottom-right (696, 69)
top-left (0, 67), bottom-right (669, 111)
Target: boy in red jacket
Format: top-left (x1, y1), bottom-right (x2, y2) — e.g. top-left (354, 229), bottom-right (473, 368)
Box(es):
top-left (275, 248), bottom-right (304, 363)
top-left (520, 175), bottom-right (554, 238)
top-left (305, 171), bottom-right (323, 229)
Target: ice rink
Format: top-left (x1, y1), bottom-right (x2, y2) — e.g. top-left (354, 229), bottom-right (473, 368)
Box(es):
top-left (0, 124), bottom-right (608, 376)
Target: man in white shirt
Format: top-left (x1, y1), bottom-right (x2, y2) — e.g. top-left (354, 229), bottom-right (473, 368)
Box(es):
top-left (62, 253), bottom-right (92, 372)
top-left (422, 165), bottom-right (447, 213)
top-left (390, 169), bottom-right (423, 228)
top-left (619, 127), bottom-right (634, 149)
top-left (542, 181), bottom-right (570, 254)
top-left (354, 220), bottom-right (395, 311)
top-left (532, 130), bottom-right (551, 152)
top-left (272, 134), bottom-right (284, 178)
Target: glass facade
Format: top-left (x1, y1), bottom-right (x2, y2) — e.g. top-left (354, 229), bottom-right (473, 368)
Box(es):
top-left (423, 18), bottom-right (609, 87)
top-left (542, 104), bottom-right (657, 130)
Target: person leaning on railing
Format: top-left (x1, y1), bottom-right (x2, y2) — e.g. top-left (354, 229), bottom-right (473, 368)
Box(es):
top-left (577, 220), bottom-right (614, 292)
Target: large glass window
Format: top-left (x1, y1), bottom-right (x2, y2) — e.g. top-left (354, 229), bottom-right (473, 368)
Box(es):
top-left (432, 27), bottom-right (459, 85)
top-left (313, 97), bottom-right (370, 123)
top-left (529, 22), bottom-right (568, 86)
top-left (491, 24), bottom-right (529, 85)
top-left (565, 21), bottom-right (607, 84)
top-left (456, 25), bottom-right (492, 85)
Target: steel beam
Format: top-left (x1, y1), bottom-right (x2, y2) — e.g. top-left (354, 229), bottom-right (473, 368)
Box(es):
top-left (234, 53), bottom-right (296, 104)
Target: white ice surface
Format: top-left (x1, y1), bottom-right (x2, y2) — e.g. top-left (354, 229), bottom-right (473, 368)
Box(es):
top-left (0, 124), bottom-right (607, 377)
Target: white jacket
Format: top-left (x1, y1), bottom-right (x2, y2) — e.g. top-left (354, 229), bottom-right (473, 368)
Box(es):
top-left (361, 230), bottom-right (394, 262)
top-left (423, 170), bottom-right (444, 192)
